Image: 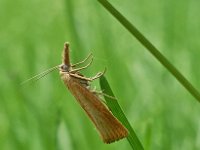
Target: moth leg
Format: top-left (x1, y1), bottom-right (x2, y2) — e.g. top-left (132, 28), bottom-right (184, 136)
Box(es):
top-left (71, 53), bottom-right (93, 67)
top-left (91, 86), bottom-right (97, 91)
top-left (90, 68), bottom-right (106, 81)
top-left (69, 57), bottom-right (93, 73)
top-left (100, 92), bottom-right (116, 100)
top-left (69, 73), bottom-right (93, 81)
top-left (79, 77), bottom-right (90, 88)
top-left (69, 68), bottom-right (106, 81)
top-left (91, 89), bottom-right (116, 100)
top-left (90, 88), bottom-right (103, 95)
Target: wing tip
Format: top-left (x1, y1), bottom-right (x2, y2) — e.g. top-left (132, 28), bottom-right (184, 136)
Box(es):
top-left (102, 126), bottom-right (129, 144)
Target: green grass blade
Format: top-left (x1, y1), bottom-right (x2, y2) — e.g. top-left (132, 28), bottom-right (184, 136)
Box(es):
top-left (97, 0), bottom-right (200, 103)
top-left (100, 76), bottom-right (144, 150)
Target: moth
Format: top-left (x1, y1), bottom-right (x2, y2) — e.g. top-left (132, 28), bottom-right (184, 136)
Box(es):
top-left (23, 42), bottom-right (128, 143)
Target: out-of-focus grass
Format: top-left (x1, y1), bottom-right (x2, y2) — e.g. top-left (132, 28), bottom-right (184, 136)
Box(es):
top-left (0, 0), bottom-right (200, 150)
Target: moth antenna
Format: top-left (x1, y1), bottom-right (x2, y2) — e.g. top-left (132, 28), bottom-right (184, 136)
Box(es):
top-left (21, 65), bottom-right (60, 85)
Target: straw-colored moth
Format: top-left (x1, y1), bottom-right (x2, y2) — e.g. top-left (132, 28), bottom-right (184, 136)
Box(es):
top-left (23, 42), bottom-right (128, 143)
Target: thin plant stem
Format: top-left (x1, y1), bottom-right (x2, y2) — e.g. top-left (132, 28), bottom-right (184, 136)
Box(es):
top-left (98, 0), bottom-right (200, 103)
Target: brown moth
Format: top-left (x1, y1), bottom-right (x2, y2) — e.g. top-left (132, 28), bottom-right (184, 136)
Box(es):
top-left (59, 42), bottom-right (128, 143)
top-left (22, 42), bottom-right (128, 143)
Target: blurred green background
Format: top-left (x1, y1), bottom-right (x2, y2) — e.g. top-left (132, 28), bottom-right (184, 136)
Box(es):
top-left (1, 0), bottom-right (200, 149)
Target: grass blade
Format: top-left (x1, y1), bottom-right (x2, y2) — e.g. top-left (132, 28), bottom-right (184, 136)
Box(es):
top-left (100, 75), bottom-right (144, 150)
top-left (97, 0), bottom-right (200, 103)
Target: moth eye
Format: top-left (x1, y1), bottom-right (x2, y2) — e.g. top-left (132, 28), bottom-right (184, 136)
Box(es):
top-left (61, 64), bottom-right (69, 72)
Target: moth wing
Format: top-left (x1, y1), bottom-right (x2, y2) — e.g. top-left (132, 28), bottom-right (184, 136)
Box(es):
top-left (66, 77), bottom-right (128, 143)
